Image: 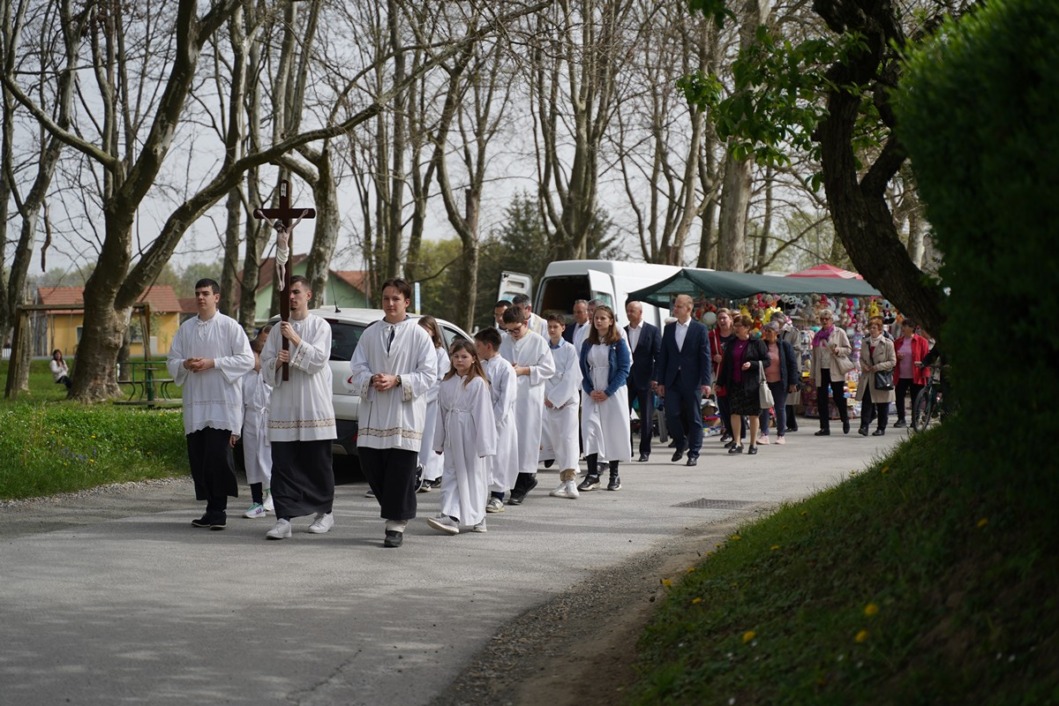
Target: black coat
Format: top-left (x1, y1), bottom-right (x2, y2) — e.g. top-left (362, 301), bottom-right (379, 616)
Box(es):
top-left (716, 337), bottom-right (770, 394)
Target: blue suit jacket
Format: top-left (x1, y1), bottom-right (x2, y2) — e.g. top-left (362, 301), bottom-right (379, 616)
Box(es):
top-left (653, 319), bottom-right (712, 390)
top-left (625, 323), bottom-right (660, 392)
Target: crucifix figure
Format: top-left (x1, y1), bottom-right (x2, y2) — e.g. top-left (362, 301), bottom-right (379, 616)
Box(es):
top-left (253, 179), bottom-right (316, 381)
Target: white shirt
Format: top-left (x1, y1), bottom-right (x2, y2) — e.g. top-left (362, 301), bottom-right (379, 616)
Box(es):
top-left (675, 319), bottom-right (691, 352)
top-left (627, 323), bottom-right (643, 353)
top-left (261, 314), bottom-right (336, 442)
top-left (167, 312), bottom-right (255, 435)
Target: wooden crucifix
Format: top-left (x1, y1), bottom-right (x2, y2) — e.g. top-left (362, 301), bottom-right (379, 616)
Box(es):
top-left (253, 179), bottom-right (316, 381)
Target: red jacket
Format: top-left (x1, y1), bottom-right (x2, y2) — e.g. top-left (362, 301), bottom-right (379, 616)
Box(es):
top-left (894, 334), bottom-right (930, 385)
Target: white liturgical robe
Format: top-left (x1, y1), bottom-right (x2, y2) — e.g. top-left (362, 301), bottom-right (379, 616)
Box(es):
top-left (481, 355), bottom-right (519, 493)
top-left (434, 374), bottom-right (496, 526)
top-left (261, 314), bottom-right (336, 442)
top-left (540, 338), bottom-right (582, 471)
top-left (167, 312), bottom-right (254, 435)
top-left (349, 317), bottom-right (438, 452)
top-left (499, 330), bottom-right (555, 475)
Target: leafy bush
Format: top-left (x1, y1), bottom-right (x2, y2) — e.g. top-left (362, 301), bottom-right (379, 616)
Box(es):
top-left (0, 402), bottom-right (186, 500)
top-left (895, 0), bottom-right (1059, 507)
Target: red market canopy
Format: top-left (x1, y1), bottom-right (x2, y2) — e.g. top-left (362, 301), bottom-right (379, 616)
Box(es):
top-left (786, 264), bottom-right (864, 279)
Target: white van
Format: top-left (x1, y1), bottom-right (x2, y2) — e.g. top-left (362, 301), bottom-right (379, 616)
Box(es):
top-left (501, 260), bottom-right (681, 329)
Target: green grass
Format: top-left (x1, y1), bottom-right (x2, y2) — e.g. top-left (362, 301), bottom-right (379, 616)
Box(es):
top-left (628, 427), bottom-right (1059, 705)
top-left (0, 359), bottom-right (187, 500)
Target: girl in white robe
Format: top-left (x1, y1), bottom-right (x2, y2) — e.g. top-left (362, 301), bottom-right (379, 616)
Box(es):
top-left (417, 317), bottom-right (450, 491)
top-left (541, 315), bottom-right (582, 499)
top-left (578, 305), bottom-right (632, 492)
top-left (427, 340), bottom-right (497, 535)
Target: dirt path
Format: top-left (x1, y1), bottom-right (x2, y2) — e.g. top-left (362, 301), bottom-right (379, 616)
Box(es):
top-left (430, 515), bottom-right (755, 706)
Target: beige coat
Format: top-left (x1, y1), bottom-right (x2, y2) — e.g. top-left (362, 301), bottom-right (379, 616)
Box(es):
top-left (811, 327), bottom-right (852, 386)
top-left (856, 336), bottom-right (897, 404)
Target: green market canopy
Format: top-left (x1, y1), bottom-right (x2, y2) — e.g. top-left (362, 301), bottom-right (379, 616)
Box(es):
top-left (627, 268), bottom-right (881, 308)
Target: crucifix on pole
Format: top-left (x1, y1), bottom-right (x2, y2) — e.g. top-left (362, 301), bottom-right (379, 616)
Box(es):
top-left (253, 179), bottom-right (316, 381)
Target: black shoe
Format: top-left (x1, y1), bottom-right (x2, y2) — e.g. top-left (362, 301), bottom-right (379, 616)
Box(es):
top-left (209, 515), bottom-right (227, 531)
top-left (842, 420), bottom-right (850, 434)
top-left (607, 475), bottom-right (622, 491)
top-left (724, 440), bottom-right (737, 450)
top-left (747, 445), bottom-right (758, 455)
top-left (787, 424), bottom-right (798, 432)
top-left (671, 449), bottom-right (685, 462)
top-left (728, 444), bottom-right (744, 454)
top-left (191, 515), bottom-right (211, 528)
top-left (720, 433), bottom-right (732, 443)
top-left (577, 475), bottom-right (601, 491)
top-left (872, 429), bottom-right (886, 436)
top-left (507, 492), bottom-right (525, 506)
top-left (523, 476), bottom-right (539, 496)
top-left (638, 453), bottom-right (649, 463)
top-left (668, 439), bottom-right (678, 447)
top-left (686, 455), bottom-right (699, 467)
top-left (858, 426), bottom-right (869, 436)
top-left (383, 530), bottom-right (403, 548)
top-left (893, 420), bottom-right (906, 428)
top-left (814, 429), bottom-right (830, 436)
top-left (543, 459), bottom-right (555, 468)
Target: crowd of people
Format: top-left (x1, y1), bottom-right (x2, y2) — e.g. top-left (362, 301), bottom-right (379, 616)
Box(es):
top-left (166, 277), bottom-right (931, 548)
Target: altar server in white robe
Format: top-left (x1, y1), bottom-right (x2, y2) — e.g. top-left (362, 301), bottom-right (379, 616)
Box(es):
top-left (167, 278), bottom-right (254, 530)
top-left (498, 306), bottom-right (555, 505)
top-left (541, 314), bottom-right (583, 499)
top-left (474, 327), bottom-right (518, 514)
top-left (261, 276), bottom-right (337, 540)
top-left (241, 335), bottom-right (273, 518)
top-left (417, 316), bottom-right (450, 492)
top-left (426, 340), bottom-right (496, 535)
top-left (349, 278), bottom-right (438, 548)
top-left (578, 305), bottom-right (632, 493)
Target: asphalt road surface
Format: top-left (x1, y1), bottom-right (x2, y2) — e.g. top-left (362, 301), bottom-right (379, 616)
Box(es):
top-left (0, 428), bottom-right (901, 704)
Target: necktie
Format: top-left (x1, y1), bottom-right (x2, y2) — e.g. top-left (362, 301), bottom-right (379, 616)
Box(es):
top-left (386, 325), bottom-right (395, 353)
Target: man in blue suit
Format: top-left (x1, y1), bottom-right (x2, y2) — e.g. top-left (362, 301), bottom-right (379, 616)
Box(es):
top-left (625, 300), bottom-right (661, 462)
top-left (652, 294), bottom-right (712, 467)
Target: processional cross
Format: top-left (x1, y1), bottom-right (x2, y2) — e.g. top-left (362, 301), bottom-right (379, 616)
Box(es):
top-left (253, 179), bottom-right (316, 381)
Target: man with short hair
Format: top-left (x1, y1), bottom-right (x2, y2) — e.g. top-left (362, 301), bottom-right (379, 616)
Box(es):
top-left (167, 278), bottom-right (255, 530)
top-left (499, 306), bottom-right (555, 504)
top-left (564, 299), bottom-right (591, 347)
top-left (653, 294), bottom-right (712, 467)
top-left (349, 279), bottom-right (438, 547)
top-left (511, 293), bottom-right (548, 338)
top-left (494, 300), bottom-right (512, 332)
top-left (625, 300), bottom-right (661, 462)
top-left (261, 276), bottom-right (338, 540)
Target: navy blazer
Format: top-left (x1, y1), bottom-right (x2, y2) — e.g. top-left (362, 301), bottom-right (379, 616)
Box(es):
top-left (653, 319), bottom-right (712, 389)
top-left (624, 322), bottom-right (660, 392)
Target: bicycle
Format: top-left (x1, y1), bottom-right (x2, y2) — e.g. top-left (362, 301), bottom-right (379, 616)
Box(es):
top-left (911, 363), bottom-right (943, 432)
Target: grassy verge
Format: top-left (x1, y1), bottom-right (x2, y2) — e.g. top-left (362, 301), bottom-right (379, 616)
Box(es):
top-left (0, 360), bottom-right (187, 500)
top-left (628, 427), bottom-right (1058, 705)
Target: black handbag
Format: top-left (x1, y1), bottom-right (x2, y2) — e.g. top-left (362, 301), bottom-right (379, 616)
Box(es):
top-left (869, 345), bottom-right (894, 390)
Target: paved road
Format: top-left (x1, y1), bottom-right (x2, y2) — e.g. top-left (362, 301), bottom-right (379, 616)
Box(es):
top-left (0, 429), bottom-right (900, 704)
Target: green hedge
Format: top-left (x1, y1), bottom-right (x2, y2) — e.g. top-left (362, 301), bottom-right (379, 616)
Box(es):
top-left (895, 0), bottom-right (1059, 501)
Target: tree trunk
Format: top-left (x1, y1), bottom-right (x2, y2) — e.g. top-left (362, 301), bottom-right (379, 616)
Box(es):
top-left (304, 146), bottom-right (339, 306)
top-left (220, 185), bottom-right (242, 316)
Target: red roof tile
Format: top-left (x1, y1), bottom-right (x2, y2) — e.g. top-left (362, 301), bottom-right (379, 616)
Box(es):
top-left (37, 285), bottom-right (182, 313)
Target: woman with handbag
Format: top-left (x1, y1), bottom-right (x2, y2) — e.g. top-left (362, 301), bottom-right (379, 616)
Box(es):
top-left (757, 322), bottom-right (800, 445)
top-left (716, 315), bottom-right (770, 455)
top-left (892, 318), bottom-right (930, 428)
top-left (811, 309), bottom-right (853, 436)
top-left (857, 318), bottom-right (897, 435)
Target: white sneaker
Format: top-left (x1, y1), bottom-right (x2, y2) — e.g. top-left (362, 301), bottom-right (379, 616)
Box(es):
top-left (758, 435), bottom-right (770, 445)
top-left (244, 503), bottom-right (266, 519)
top-left (263, 491), bottom-right (274, 513)
top-left (565, 479), bottom-right (580, 499)
top-left (472, 519), bottom-right (487, 533)
top-left (265, 519), bottom-right (292, 540)
top-left (427, 516), bottom-right (460, 535)
top-left (486, 497), bottom-right (505, 513)
top-left (549, 481), bottom-right (568, 497)
top-left (307, 512), bottom-right (334, 534)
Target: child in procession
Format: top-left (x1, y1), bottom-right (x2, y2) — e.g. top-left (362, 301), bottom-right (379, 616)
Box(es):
top-left (427, 340), bottom-right (497, 535)
top-left (541, 314), bottom-right (583, 499)
top-left (242, 334), bottom-right (274, 518)
top-left (474, 328), bottom-right (519, 514)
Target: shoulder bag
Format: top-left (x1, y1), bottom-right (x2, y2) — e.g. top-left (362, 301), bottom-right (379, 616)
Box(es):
top-left (758, 361), bottom-right (775, 409)
top-left (870, 344), bottom-right (894, 391)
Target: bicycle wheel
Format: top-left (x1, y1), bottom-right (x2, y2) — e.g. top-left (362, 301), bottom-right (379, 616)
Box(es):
top-left (911, 386), bottom-right (935, 432)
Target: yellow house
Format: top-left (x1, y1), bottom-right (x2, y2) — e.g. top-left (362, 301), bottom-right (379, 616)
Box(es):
top-left (37, 286), bottom-right (183, 358)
